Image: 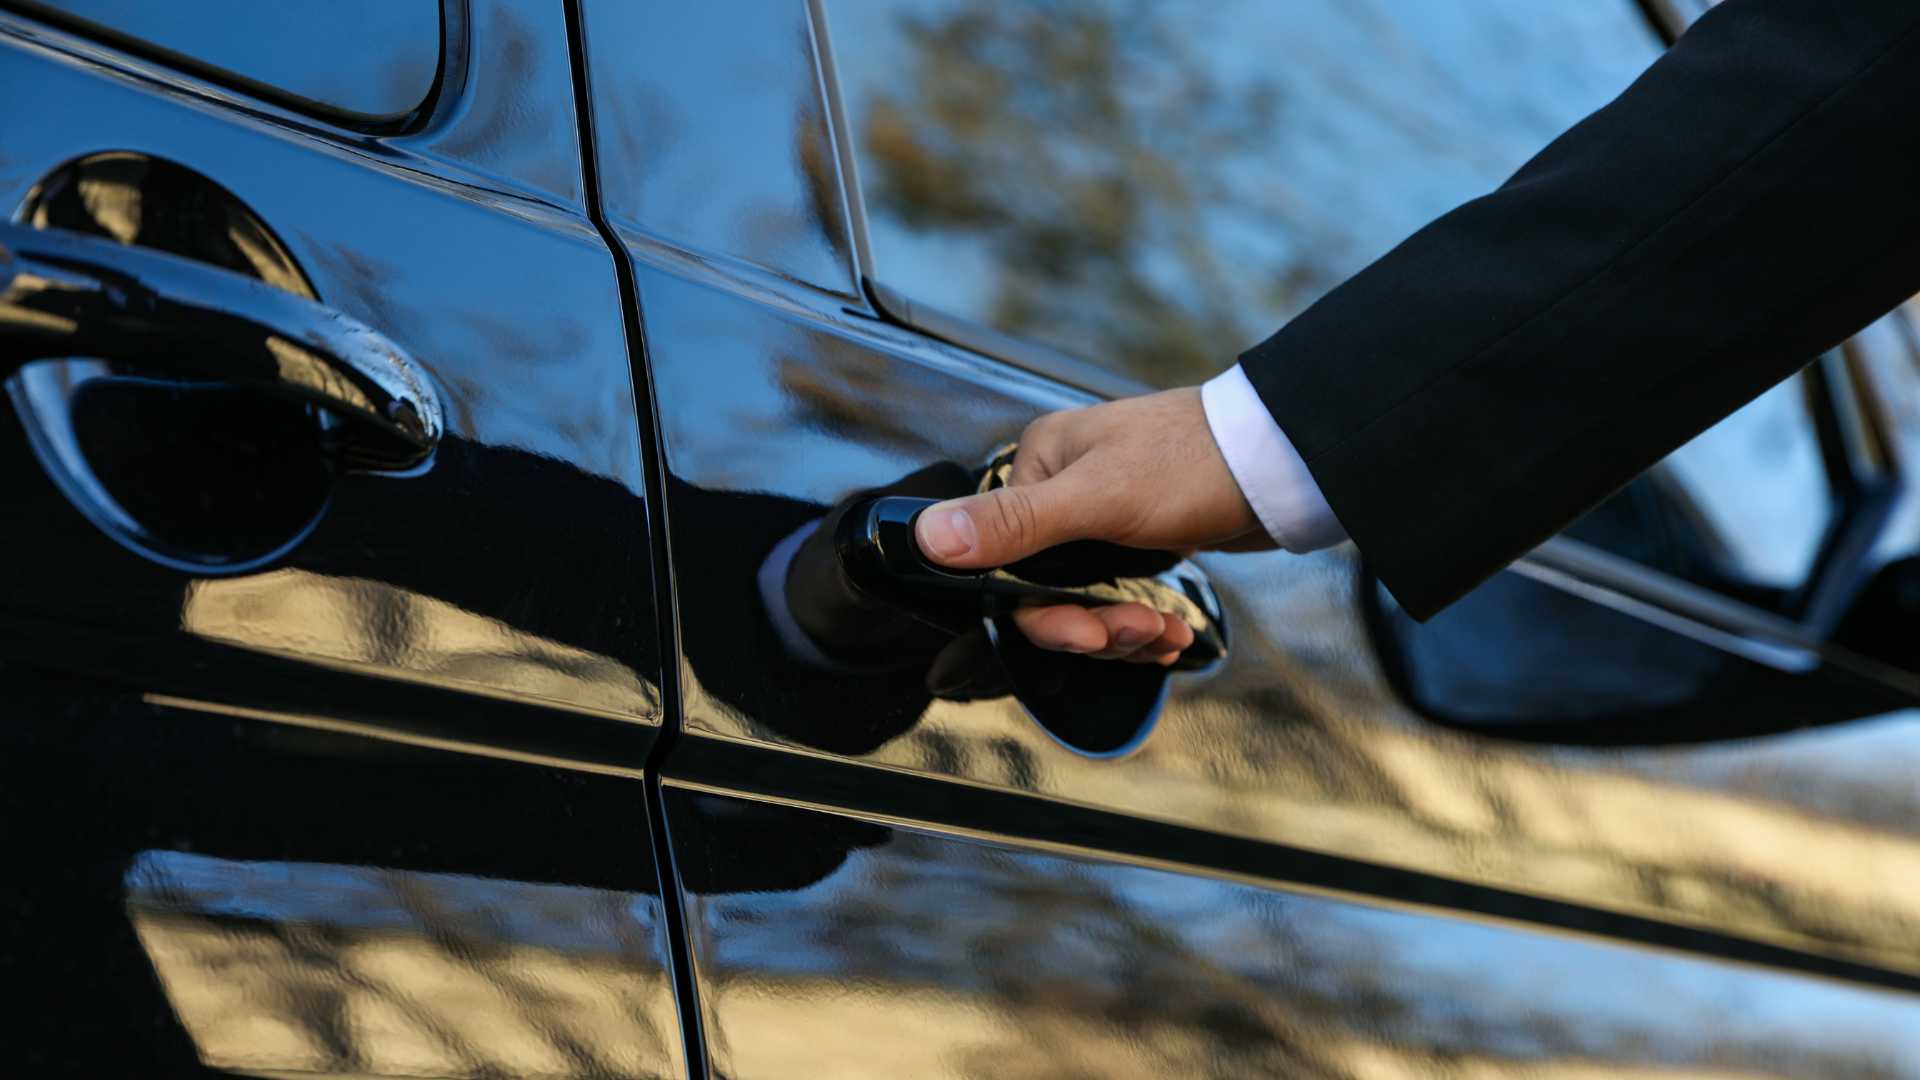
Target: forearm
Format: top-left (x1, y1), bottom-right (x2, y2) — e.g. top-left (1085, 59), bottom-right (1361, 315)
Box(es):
top-left (1238, 0), bottom-right (1920, 617)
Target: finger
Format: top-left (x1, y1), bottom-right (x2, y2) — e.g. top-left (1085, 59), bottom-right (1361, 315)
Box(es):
top-left (1010, 604), bottom-right (1107, 654)
top-left (1087, 604), bottom-right (1167, 660)
top-left (1117, 614), bottom-right (1193, 663)
top-left (1155, 617), bottom-right (1196, 653)
top-left (913, 474), bottom-right (1089, 569)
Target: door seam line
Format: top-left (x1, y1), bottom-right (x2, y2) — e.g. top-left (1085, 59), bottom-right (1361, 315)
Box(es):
top-left (560, 2), bottom-right (707, 1075)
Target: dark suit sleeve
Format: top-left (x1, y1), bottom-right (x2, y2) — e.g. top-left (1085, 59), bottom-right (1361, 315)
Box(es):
top-left (1239, 0), bottom-right (1920, 619)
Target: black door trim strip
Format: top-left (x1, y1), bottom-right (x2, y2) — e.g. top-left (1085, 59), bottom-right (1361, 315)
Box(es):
top-left (666, 732), bottom-right (1920, 999)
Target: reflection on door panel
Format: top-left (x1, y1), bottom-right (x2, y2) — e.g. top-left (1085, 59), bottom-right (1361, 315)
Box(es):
top-left (637, 255), bottom-right (1920, 982)
top-left (670, 791), bottom-right (1920, 1080)
top-left (0, 4), bottom-right (677, 1074)
top-left (127, 852), bottom-right (678, 1079)
top-left (0, 29), bottom-right (660, 729)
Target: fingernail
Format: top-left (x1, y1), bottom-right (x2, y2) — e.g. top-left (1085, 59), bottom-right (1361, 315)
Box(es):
top-left (917, 506), bottom-right (976, 560)
top-left (1111, 628), bottom-right (1147, 649)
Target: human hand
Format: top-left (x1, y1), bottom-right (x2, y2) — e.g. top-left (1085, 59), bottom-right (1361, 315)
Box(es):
top-left (914, 387), bottom-right (1269, 664)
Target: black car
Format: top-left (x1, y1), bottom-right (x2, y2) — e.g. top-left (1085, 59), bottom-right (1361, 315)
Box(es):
top-left (8, 0), bottom-right (1920, 1076)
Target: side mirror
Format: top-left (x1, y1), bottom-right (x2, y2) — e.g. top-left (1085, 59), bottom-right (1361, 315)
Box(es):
top-left (1834, 555), bottom-right (1920, 674)
top-left (1366, 350), bottom-right (1918, 746)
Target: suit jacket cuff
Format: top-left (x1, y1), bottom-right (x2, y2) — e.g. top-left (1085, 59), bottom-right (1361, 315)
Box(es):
top-left (1201, 364), bottom-right (1347, 553)
top-left (757, 518), bottom-right (895, 673)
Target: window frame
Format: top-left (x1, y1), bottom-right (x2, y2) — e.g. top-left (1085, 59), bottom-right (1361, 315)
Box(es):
top-left (2, 0), bottom-right (463, 134)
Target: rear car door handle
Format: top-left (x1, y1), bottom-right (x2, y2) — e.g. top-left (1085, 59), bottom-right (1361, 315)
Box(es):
top-left (0, 220), bottom-right (440, 467)
top-left (0, 220), bottom-right (443, 570)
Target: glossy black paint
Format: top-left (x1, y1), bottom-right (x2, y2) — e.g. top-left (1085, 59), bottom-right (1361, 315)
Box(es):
top-left (582, 3), bottom-right (1920, 1074)
top-left (669, 788), bottom-right (1920, 1078)
top-left (0, 680), bottom-right (681, 1076)
top-left (627, 236), bottom-right (1920, 967)
top-left (0, 2), bottom-right (680, 1074)
top-left (578, 0), bottom-right (856, 296)
top-left (12, 1), bottom-right (1920, 1076)
top-left (1364, 560), bottom-right (1911, 744)
top-left (3, 158), bottom-right (444, 573)
top-left (1, 0), bottom-right (587, 208)
top-left (0, 9), bottom-right (660, 734)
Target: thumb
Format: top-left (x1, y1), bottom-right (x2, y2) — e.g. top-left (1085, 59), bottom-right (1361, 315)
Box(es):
top-left (914, 476), bottom-right (1086, 569)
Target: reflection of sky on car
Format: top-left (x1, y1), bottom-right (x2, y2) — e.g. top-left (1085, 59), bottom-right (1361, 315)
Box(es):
top-left (829, 0), bottom-right (1865, 592)
top-left (1862, 309), bottom-right (1920, 563)
top-left (638, 265), bottom-right (1089, 500)
top-left (127, 850), bottom-right (663, 953)
top-left (1616, 706), bottom-right (1920, 831)
top-left (830, 0), bottom-right (1662, 366)
top-left (1663, 379), bottom-right (1833, 586)
top-left (37, 0), bottom-right (440, 118)
top-left (585, 0), bottom-right (854, 293)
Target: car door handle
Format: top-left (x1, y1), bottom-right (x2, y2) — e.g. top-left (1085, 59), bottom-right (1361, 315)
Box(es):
top-left (781, 452), bottom-right (1228, 756)
top-left (835, 493), bottom-right (1229, 672)
top-left (0, 220), bottom-right (441, 468)
top-left (0, 220), bottom-right (443, 571)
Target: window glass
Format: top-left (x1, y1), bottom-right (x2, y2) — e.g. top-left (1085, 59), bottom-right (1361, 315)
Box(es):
top-left (834, 0), bottom-right (1849, 598)
top-left (829, 0), bottom-right (1665, 386)
top-left (1565, 374), bottom-right (1836, 595)
top-left (19, 0), bottom-right (441, 124)
top-left (1660, 378), bottom-right (1833, 588)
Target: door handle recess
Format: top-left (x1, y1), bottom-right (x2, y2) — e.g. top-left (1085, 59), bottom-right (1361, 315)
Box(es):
top-left (0, 220), bottom-right (443, 571)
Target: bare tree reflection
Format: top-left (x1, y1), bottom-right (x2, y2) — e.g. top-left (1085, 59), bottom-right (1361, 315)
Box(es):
top-left (127, 852), bottom-right (681, 1079)
top-left (843, 0), bottom-right (1665, 387)
top-left (859, 0), bottom-right (1287, 386)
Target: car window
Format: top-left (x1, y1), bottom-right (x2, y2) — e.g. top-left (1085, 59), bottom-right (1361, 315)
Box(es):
top-left (828, 0), bottom-right (1665, 387)
top-left (831, 0), bottom-right (1851, 600)
top-left (15, 0), bottom-right (442, 124)
top-left (1563, 376), bottom-right (1837, 595)
top-left (1660, 378), bottom-right (1835, 588)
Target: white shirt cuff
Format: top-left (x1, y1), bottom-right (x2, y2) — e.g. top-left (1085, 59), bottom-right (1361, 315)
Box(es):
top-left (1201, 364), bottom-right (1346, 553)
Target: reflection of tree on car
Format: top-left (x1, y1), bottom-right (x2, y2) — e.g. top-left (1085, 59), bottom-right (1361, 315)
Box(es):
top-left (843, 0), bottom-right (1656, 389)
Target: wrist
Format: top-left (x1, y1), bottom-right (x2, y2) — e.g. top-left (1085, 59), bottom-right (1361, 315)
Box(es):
top-left (1200, 365), bottom-right (1347, 553)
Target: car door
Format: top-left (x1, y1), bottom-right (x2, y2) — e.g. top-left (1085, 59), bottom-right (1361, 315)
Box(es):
top-left (580, 1), bottom-right (1920, 1076)
top-left (0, 3), bottom-right (685, 1075)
